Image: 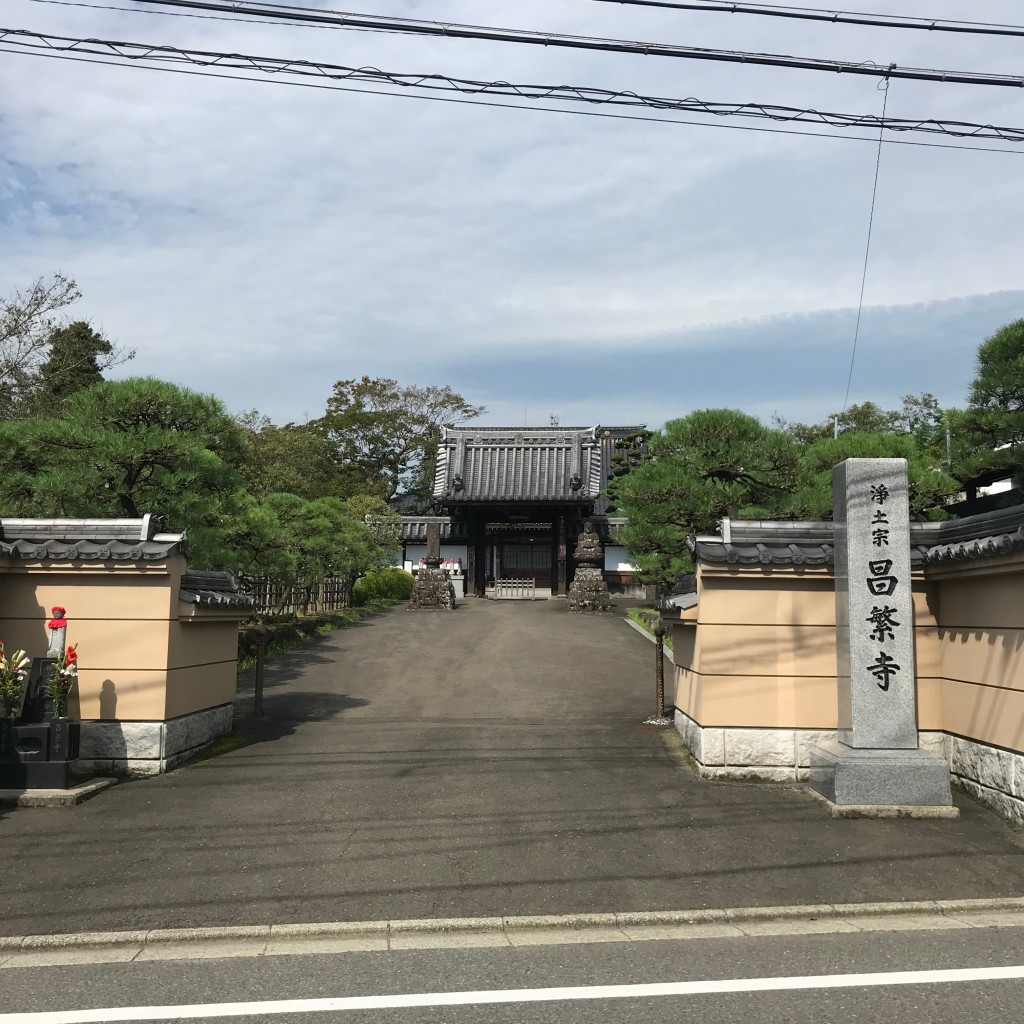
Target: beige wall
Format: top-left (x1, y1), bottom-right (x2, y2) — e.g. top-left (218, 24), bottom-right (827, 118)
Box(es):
top-left (0, 556), bottom-right (245, 723)
top-left (165, 617), bottom-right (241, 719)
top-left (671, 562), bottom-right (985, 744)
top-left (932, 556), bottom-right (1024, 754)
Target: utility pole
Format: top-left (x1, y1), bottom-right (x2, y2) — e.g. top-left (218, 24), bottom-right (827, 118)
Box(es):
top-left (654, 619), bottom-right (667, 719)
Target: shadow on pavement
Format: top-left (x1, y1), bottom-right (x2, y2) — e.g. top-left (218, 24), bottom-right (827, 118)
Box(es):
top-left (234, 691), bottom-right (369, 745)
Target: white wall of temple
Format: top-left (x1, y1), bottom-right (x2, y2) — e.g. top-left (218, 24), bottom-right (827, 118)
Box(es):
top-left (604, 544), bottom-right (636, 572)
top-left (404, 544), bottom-right (470, 568)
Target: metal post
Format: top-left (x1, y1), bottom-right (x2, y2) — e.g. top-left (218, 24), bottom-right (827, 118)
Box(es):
top-left (654, 619), bottom-right (667, 719)
top-left (254, 638), bottom-right (266, 717)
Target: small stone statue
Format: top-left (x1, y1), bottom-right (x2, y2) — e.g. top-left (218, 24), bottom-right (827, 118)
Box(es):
top-left (573, 521), bottom-right (603, 566)
top-left (47, 606), bottom-right (68, 657)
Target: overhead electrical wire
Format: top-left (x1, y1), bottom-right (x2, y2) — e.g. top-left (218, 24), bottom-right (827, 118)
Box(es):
top-left (585, 1), bottom-right (1024, 40)
top-left (29, 0), bottom-right (1024, 42)
top-left (3, 38), bottom-right (1021, 158)
top-left (3, 27), bottom-right (1023, 144)
top-left (22, 0), bottom-right (417, 35)
top-left (27, 0), bottom-right (1024, 41)
top-left (843, 79), bottom-right (889, 414)
top-left (107, 0), bottom-right (1024, 89)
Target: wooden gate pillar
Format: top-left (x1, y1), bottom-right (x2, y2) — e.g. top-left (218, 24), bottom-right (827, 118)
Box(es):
top-left (471, 514), bottom-right (486, 597)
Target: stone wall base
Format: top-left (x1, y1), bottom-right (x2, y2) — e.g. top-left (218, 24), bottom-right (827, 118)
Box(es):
top-left (675, 710), bottom-right (1024, 825)
top-left (76, 704), bottom-right (233, 778)
top-left (948, 734), bottom-right (1024, 827)
top-left (673, 710), bottom-right (945, 783)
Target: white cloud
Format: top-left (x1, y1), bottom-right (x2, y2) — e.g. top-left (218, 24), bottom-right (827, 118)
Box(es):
top-left (1, 0), bottom-right (1023, 421)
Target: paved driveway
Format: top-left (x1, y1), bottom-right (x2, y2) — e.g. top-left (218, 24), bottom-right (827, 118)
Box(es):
top-left (0, 600), bottom-right (1021, 937)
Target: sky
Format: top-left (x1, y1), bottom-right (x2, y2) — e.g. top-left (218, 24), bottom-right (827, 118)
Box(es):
top-left (2, 0), bottom-right (1023, 431)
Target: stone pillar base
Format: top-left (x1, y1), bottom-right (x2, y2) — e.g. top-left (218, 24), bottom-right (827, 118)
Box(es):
top-left (408, 567), bottom-right (456, 610)
top-left (567, 566), bottom-right (611, 613)
top-left (809, 739), bottom-right (954, 808)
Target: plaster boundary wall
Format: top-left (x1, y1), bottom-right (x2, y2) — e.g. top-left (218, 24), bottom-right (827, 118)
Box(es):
top-left (669, 520), bottom-right (1024, 827)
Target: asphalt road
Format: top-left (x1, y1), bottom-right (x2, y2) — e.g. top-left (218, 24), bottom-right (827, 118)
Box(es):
top-left (0, 600), bottom-right (1021, 937)
top-left (2, 924), bottom-right (1024, 1023)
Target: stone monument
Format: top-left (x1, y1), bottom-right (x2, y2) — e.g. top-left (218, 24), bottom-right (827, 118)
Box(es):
top-left (567, 521), bottom-right (612, 613)
top-left (408, 520), bottom-right (456, 611)
top-left (809, 458), bottom-right (954, 814)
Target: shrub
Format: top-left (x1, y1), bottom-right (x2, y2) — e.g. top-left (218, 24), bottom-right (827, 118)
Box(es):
top-left (352, 567), bottom-right (415, 606)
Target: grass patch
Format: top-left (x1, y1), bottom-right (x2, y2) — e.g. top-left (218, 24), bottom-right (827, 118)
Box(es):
top-left (626, 606), bottom-right (673, 650)
top-left (660, 727), bottom-right (699, 777)
top-left (191, 733), bottom-right (252, 765)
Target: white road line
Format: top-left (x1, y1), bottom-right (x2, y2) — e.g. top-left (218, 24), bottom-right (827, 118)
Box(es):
top-left (4, 964), bottom-right (1024, 1023)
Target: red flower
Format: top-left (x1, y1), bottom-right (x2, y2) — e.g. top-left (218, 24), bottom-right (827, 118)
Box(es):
top-left (65, 644), bottom-right (78, 666)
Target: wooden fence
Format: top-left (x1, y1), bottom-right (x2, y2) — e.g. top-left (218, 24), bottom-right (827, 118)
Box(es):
top-left (493, 577), bottom-right (537, 601)
top-left (238, 577), bottom-right (353, 618)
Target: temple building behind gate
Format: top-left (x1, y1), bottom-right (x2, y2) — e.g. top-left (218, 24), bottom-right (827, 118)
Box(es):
top-left (400, 425), bottom-right (645, 598)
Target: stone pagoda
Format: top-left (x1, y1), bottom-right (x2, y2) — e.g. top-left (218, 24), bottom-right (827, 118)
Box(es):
top-left (567, 521), bottom-right (612, 613)
top-left (408, 520), bottom-right (457, 611)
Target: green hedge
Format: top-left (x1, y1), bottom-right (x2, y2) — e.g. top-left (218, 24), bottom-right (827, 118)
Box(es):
top-left (352, 567), bottom-right (415, 607)
top-left (626, 607), bottom-right (673, 651)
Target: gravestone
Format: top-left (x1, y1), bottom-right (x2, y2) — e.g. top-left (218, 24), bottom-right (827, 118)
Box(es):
top-left (408, 520), bottom-right (456, 611)
top-left (567, 521), bottom-right (612, 613)
top-left (809, 458), bottom-right (953, 811)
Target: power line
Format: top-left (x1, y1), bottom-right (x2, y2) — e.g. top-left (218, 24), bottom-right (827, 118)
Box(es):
top-left (29, 0), bottom-right (1024, 42)
top-left (31, 0), bottom-right (1024, 41)
top-left (4, 28), bottom-right (1023, 143)
top-left (586, 1), bottom-right (1024, 40)
top-left (22, 0), bottom-right (417, 35)
top-left (5, 42), bottom-right (1021, 158)
top-left (116, 0), bottom-right (1024, 89)
top-left (843, 79), bottom-right (889, 415)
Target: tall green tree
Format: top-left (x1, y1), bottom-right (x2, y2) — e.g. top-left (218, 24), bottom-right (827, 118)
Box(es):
top-left (1, 274), bottom-right (80, 410)
top-left (1, 276), bottom-right (132, 416)
top-left (315, 377), bottom-right (484, 503)
top-left (776, 394), bottom-right (947, 451)
top-left (260, 494), bottom-right (376, 585)
top-left (892, 392), bottom-right (947, 454)
top-left (346, 493), bottom-right (402, 561)
top-left (26, 321), bottom-right (116, 414)
top-left (955, 319), bottom-right (1024, 488)
top-left (221, 492), bottom-right (382, 611)
top-left (613, 410), bottom-right (802, 584)
top-left (0, 378), bottom-right (245, 566)
top-left (235, 411), bottom-right (350, 500)
top-left (785, 432), bottom-right (958, 520)
top-left (776, 401), bottom-right (898, 444)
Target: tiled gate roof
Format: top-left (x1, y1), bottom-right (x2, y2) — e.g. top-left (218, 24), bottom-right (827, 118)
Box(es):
top-left (434, 426), bottom-right (638, 504)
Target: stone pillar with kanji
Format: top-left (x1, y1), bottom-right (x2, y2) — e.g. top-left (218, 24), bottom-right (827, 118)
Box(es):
top-left (809, 458), bottom-right (954, 814)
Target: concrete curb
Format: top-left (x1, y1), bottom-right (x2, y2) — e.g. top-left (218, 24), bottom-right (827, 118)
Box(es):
top-left (0, 778), bottom-right (117, 807)
top-left (3, 898), bottom-right (1024, 956)
top-left (623, 616), bottom-right (675, 665)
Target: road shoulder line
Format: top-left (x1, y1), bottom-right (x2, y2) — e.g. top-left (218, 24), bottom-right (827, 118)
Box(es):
top-left (2, 897), bottom-right (1023, 967)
